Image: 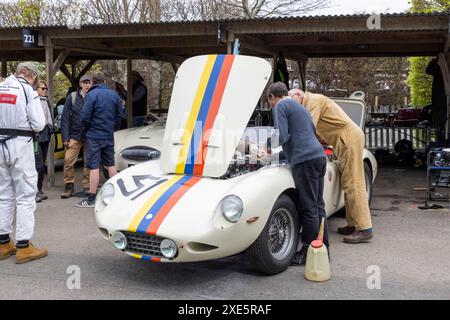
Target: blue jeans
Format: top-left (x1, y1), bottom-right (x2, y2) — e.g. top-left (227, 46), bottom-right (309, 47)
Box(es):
top-left (292, 157), bottom-right (329, 249)
top-left (133, 116), bottom-right (146, 127)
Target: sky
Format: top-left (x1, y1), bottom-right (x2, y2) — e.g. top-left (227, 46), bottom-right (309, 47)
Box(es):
top-left (309, 0), bottom-right (411, 15)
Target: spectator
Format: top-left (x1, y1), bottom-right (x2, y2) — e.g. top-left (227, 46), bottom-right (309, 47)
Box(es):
top-left (116, 71), bottom-right (148, 127)
top-left (35, 80), bottom-right (54, 203)
top-left (60, 75), bottom-right (92, 199)
top-left (76, 71), bottom-right (123, 208)
top-left (0, 62), bottom-right (47, 263)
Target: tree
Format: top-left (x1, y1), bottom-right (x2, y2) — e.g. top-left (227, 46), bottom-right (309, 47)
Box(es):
top-left (406, 0), bottom-right (450, 107)
top-left (303, 57), bottom-right (409, 106)
top-left (219, 0), bottom-right (330, 18)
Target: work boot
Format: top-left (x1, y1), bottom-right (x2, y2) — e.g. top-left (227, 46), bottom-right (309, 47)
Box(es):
top-left (37, 191), bottom-right (48, 201)
top-left (344, 229), bottom-right (374, 244)
top-left (61, 183), bottom-right (74, 199)
top-left (337, 226), bottom-right (356, 236)
top-left (36, 193), bottom-right (43, 203)
top-left (291, 246), bottom-right (308, 266)
top-left (15, 243), bottom-right (48, 264)
top-left (0, 241), bottom-right (16, 260)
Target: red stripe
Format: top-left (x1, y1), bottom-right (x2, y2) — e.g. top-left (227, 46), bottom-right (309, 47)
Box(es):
top-left (151, 257), bottom-right (161, 262)
top-left (193, 55), bottom-right (235, 176)
top-left (146, 177), bottom-right (202, 235)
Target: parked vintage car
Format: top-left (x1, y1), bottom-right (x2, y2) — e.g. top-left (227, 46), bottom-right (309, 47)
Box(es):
top-left (95, 54), bottom-right (377, 275)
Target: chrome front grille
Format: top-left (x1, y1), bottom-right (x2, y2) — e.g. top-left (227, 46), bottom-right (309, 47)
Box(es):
top-left (123, 232), bottom-right (164, 258)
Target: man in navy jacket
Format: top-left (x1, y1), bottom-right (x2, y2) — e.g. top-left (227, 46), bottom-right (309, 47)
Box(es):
top-left (76, 71), bottom-right (123, 208)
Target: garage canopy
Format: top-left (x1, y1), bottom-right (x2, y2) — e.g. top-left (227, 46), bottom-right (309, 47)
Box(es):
top-left (0, 12), bottom-right (449, 64)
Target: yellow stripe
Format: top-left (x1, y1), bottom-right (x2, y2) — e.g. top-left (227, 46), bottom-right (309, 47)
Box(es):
top-left (175, 55), bottom-right (217, 173)
top-left (128, 176), bottom-right (184, 232)
top-left (130, 253), bottom-right (142, 260)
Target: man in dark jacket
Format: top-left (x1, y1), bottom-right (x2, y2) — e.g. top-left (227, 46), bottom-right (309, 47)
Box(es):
top-left (60, 75), bottom-right (92, 199)
top-left (76, 71), bottom-right (123, 208)
top-left (116, 71), bottom-right (148, 127)
top-left (268, 82), bottom-right (328, 266)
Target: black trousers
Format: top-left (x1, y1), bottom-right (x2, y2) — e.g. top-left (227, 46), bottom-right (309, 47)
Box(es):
top-left (292, 157), bottom-right (329, 249)
top-left (35, 141), bottom-right (49, 192)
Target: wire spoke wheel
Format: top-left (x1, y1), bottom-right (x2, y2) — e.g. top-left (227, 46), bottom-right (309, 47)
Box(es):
top-left (267, 208), bottom-right (294, 261)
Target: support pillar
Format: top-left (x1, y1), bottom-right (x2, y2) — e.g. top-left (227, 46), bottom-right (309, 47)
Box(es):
top-left (44, 36), bottom-right (56, 188)
top-left (227, 30), bottom-right (235, 54)
top-left (297, 59), bottom-right (308, 91)
top-left (1, 58), bottom-right (7, 78)
top-left (126, 58), bottom-right (133, 129)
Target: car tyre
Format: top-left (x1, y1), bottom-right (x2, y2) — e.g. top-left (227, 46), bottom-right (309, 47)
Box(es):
top-left (247, 194), bottom-right (299, 275)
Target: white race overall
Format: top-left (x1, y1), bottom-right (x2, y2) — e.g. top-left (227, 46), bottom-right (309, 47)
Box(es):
top-left (0, 76), bottom-right (45, 241)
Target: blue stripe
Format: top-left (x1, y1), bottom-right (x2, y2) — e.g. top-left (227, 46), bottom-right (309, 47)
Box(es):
top-left (184, 55), bottom-right (225, 174)
top-left (136, 176), bottom-right (192, 234)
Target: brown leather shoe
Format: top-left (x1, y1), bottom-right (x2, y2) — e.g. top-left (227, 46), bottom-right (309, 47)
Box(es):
top-left (0, 241), bottom-right (16, 260)
top-left (61, 183), bottom-right (74, 199)
top-left (337, 226), bottom-right (356, 235)
top-left (344, 230), bottom-right (374, 244)
top-left (15, 243), bottom-right (48, 264)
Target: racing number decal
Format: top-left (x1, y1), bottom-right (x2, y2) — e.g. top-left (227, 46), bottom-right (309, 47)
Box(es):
top-left (117, 175), bottom-right (168, 200)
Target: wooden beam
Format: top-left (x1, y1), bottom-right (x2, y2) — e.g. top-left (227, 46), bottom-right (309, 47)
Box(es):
top-left (239, 35), bottom-right (277, 56)
top-left (74, 60), bottom-right (96, 81)
top-left (60, 64), bottom-right (78, 89)
top-left (1, 58), bottom-right (7, 78)
top-left (445, 16), bottom-right (450, 52)
top-left (44, 36), bottom-right (56, 188)
top-left (52, 49), bottom-right (70, 74)
top-left (171, 63), bottom-right (179, 74)
top-left (54, 44), bottom-right (131, 59)
top-left (227, 30), bottom-right (235, 54)
top-left (126, 58), bottom-right (133, 129)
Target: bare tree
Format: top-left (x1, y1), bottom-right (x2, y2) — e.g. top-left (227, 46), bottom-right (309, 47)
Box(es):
top-left (160, 0), bottom-right (240, 21)
top-left (219, 0), bottom-right (330, 18)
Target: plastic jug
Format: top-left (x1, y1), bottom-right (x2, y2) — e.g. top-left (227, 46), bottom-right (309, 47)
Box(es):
top-left (305, 218), bottom-right (331, 282)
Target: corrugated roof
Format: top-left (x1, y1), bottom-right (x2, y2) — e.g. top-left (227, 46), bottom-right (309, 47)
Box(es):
top-left (2, 11), bottom-right (448, 30)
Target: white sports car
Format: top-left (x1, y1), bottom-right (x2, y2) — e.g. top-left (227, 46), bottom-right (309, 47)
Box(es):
top-left (95, 55), bottom-right (377, 275)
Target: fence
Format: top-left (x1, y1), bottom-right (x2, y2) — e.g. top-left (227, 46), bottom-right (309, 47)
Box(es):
top-left (364, 105), bottom-right (434, 152)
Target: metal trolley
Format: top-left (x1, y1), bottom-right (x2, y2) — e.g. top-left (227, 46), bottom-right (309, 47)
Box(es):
top-left (426, 149), bottom-right (450, 201)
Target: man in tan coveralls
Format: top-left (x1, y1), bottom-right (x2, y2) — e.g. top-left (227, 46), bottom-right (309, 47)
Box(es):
top-left (289, 89), bottom-right (373, 244)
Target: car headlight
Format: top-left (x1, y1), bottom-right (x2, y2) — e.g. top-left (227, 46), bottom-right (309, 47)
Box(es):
top-left (160, 239), bottom-right (178, 259)
top-left (220, 195), bottom-right (244, 223)
top-left (112, 232), bottom-right (127, 250)
top-left (100, 183), bottom-right (115, 206)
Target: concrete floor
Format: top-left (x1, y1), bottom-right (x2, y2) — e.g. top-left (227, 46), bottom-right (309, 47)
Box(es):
top-left (1, 166), bottom-right (449, 300)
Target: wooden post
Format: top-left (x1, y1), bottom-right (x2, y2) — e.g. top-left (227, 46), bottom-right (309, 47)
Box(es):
top-left (438, 53), bottom-right (450, 140)
top-left (227, 30), bottom-right (235, 54)
top-left (297, 59), bottom-right (308, 91)
top-left (127, 58), bottom-right (133, 128)
top-left (1, 59), bottom-right (7, 78)
top-left (44, 36), bottom-right (56, 187)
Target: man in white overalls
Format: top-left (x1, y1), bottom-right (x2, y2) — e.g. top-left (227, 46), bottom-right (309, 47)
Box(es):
top-left (0, 62), bottom-right (48, 264)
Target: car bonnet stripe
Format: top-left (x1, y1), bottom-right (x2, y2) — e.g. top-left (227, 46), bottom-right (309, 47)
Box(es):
top-left (129, 253), bottom-right (161, 262)
top-left (128, 176), bottom-right (184, 233)
top-left (193, 55), bottom-right (235, 176)
top-left (175, 55), bottom-right (217, 174)
top-left (146, 176), bottom-right (202, 236)
top-left (136, 175), bottom-right (193, 234)
top-left (184, 55), bottom-right (226, 175)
